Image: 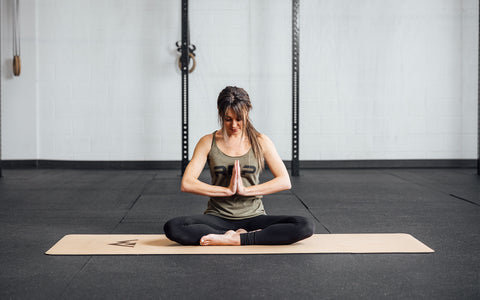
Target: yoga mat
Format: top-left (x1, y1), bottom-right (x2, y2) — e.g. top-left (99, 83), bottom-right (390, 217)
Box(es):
top-left (45, 233), bottom-right (434, 255)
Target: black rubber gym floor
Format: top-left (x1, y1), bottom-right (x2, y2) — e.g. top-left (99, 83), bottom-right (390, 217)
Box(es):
top-left (0, 168), bottom-right (479, 299)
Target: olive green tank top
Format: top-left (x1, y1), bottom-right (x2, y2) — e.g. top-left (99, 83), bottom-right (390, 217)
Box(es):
top-left (204, 131), bottom-right (266, 220)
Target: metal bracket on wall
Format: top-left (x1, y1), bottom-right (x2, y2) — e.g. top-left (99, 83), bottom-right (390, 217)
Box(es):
top-left (291, 0), bottom-right (300, 176)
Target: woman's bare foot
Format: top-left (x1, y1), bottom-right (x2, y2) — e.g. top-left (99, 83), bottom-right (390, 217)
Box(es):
top-left (200, 230), bottom-right (241, 246)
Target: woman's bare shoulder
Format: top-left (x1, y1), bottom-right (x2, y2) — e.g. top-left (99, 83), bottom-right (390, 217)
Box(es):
top-left (257, 133), bottom-right (275, 152)
top-left (187, 133), bottom-right (213, 163)
top-left (197, 133), bottom-right (215, 148)
top-left (257, 133), bottom-right (273, 144)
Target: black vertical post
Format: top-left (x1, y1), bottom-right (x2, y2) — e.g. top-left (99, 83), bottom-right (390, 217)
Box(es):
top-left (181, 0), bottom-right (189, 175)
top-left (0, 3), bottom-right (2, 178)
top-left (292, 0), bottom-right (300, 176)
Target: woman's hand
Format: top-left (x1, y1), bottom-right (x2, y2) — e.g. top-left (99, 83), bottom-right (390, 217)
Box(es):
top-left (234, 160), bottom-right (248, 196)
top-left (227, 161), bottom-right (238, 196)
top-left (232, 134), bottom-right (292, 197)
top-left (181, 134), bottom-right (242, 198)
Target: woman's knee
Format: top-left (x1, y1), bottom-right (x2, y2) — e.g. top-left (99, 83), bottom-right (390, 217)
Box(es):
top-left (295, 216), bottom-right (315, 239)
top-left (163, 215), bottom-right (209, 245)
top-left (163, 216), bottom-right (191, 243)
top-left (163, 218), bottom-right (178, 241)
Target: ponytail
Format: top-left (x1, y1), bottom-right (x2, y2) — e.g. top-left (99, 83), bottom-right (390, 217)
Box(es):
top-left (244, 119), bottom-right (264, 171)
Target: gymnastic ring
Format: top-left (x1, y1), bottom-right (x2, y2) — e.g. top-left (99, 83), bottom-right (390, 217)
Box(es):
top-left (13, 55), bottom-right (21, 76)
top-left (177, 52), bottom-right (196, 73)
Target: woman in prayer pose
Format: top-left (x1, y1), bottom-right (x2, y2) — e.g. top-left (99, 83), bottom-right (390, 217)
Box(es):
top-left (164, 86), bottom-right (314, 246)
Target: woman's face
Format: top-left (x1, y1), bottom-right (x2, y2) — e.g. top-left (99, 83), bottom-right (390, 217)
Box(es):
top-left (224, 108), bottom-right (244, 135)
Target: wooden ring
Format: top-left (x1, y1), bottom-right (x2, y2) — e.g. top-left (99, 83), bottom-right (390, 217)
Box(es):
top-left (177, 52), bottom-right (196, 73)
top-left (13, 55), bottom-right (21, 76)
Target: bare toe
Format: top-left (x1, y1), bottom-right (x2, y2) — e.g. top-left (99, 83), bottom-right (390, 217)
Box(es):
top-left (199, 231), bottom-right (240, 246)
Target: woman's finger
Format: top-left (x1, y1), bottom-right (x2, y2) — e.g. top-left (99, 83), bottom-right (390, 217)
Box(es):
top-left (236, 160), bottom-right (246, 195)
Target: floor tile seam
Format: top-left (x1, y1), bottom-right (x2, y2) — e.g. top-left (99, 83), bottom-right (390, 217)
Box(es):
top-left (383, 170), bottom-right (480, 209)
top-left (119, 220), bottom-right (166, 224)
top-left (289, 190), bottom-right (331, 234)
top-left (448, 194), bottom-right (480, 208)
top-left (57, 256), bottom-right (94, 299)
top-left (112, 173), bottom-right (159, 232)
top-left (387, 170), bottom-right (479, 187)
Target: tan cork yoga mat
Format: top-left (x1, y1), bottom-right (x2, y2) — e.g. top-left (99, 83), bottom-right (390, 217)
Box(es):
top-left (45, 233), bottom-right (434, 255)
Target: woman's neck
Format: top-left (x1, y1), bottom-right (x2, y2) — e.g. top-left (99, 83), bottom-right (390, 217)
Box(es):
top-left (217, 130), bottom-right (251, 156)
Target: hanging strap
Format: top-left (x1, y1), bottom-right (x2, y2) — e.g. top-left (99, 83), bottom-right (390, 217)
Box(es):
top-left (13, 0), bottom-right (21, 76)
top-left (13, 0), bottom-right (20, 56)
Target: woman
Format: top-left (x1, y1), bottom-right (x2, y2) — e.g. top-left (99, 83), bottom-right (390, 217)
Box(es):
top-left (163, 86), bottom-right (314, 246)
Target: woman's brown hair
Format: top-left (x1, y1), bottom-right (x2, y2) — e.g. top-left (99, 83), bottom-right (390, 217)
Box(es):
top-left (217, 86), bottom-right (264, 170)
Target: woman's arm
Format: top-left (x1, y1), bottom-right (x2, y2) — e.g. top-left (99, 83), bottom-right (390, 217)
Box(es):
top-left (181, 134), bottom-right (237, 197)
top-left (236, 134), bottom-right (291, 197)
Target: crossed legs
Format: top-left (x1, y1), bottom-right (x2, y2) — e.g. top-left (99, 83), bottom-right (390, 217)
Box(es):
top-left (163, 214), bottom-right (315, 246)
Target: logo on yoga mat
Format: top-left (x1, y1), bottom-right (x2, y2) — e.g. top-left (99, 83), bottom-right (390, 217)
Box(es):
top-left (109, 239), bottom-right (138, 248)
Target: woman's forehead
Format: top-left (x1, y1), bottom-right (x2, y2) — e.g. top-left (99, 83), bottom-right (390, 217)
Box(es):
top-left (225, 107), bottom-right (243, 118)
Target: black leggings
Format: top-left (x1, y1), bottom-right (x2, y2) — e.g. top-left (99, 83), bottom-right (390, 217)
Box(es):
top-left (163, 214), bottom-right (315, 245)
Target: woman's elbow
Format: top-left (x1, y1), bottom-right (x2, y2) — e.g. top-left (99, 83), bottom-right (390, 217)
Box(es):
top-left (282, 176), bottom-right (292, 191)
top-left (180, 179), bottom-right (191, 193)
top-left (285, 181), bottom-right (292, 190)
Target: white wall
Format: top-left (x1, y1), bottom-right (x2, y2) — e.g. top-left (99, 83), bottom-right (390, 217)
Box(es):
top-left (36, 0), bottom-right (181, 161)
top-left (301, 0), bottom-right (478, 160)
top-left (462, 0), bottom-right (479, 158)
top-left (1, 0), bottom-right (37, 159)
top-left (0, 0), bottom-right (478, 162)
top-left (189, 0), bottom-right (292, 159)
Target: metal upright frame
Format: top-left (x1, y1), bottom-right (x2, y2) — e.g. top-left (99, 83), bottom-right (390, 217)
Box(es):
top-left (180, 0), bottom-right (189, 175)
top-left (179, 1), bottom-right (301, 176)
top-left (478, 1), bottom-right (480, 175)
top-left (292, 0), bottom-right (300, 176)
top-left (0, 3), bottom-right (3, 178)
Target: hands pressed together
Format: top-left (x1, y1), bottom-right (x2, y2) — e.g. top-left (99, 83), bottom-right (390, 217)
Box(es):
top-left (227, 160), bottom-right (248, 196)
